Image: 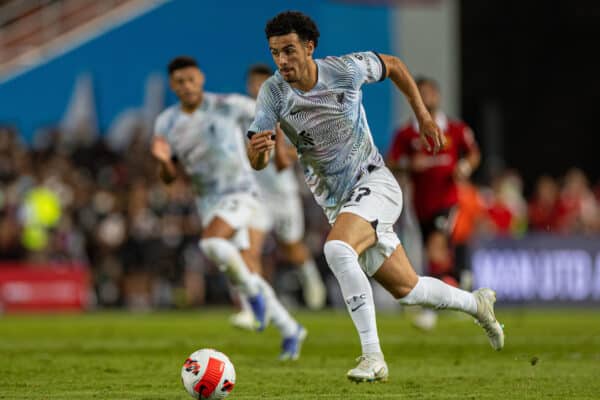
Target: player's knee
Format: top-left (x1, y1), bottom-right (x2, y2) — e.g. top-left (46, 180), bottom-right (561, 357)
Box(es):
top-left (282, 241), bottom-right (307, 264)
top-left (199, 237), bottom-right (233, 265)
top-left (323, 240), bottom-right (358, 273)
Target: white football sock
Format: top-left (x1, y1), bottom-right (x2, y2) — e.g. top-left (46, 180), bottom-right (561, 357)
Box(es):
top-left (399, 276), bottom-right (477, 316)
top-left (238, 292), bottom-right (252, 314)
top-left (324, 240), bottom-right (381, 355)
top-left (199, 238), bottom-right (259, 297)
top-left (229, 284), bottom-right (252, 315)
top-left (298, 258), bottom-right (320, 283)
top-left (254, 275), bottom-right (298, 337)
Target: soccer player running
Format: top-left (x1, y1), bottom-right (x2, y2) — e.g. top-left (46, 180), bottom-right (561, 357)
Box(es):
top-left (152, 56), bottom-right (306, 360)
top-left (247, 11), bottom-right (504, 382)
top-left (387, 77), bottom-right (481, 330)
top-left (245, 64), bottom-right (326, 310)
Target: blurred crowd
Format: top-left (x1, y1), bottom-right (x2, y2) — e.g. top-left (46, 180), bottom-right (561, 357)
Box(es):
top-left (0, 126), bottom-right (330, 309)
top-left (445, 167), bottom-right (600, 244)
top-left (1, 125), bottom-right (599, 308)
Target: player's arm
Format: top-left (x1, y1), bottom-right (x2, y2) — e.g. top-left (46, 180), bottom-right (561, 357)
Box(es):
top-left (247, 131), bottom-right (275, 170)
top-left (377, 54), bottom-right (445, 153)
top-left (151, 136), bottom-right (178, 184)
top-left (274, 124), bottom-right (297, 171)
top-left (455, 127), bottom-right (481, 180)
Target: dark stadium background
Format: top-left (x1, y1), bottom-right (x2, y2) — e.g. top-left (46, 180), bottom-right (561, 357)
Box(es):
top-left (461, 0), bottom-right (600, 188)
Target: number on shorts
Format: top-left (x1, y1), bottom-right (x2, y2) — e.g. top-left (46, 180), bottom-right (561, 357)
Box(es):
top-left (353, 187), bottom-right (371, 202)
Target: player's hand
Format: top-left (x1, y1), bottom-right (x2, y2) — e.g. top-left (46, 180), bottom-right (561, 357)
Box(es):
top-left (152, 136), bottom-right (172, 163)
top-left (454, 159), bottom-right (473, 180)
top-left (419, 118), bottom-right (446, 153)
top-left (249, 130), bottom-right (275, 154)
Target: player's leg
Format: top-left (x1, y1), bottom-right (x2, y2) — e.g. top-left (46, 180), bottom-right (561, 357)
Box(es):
top-left (242, 199), bottom-right (307, 359)
top-left (252, 271), bottom-right (307, 361)
top-left (422, 211), bottom-right (458, 286)
top-left (198, 197), bottom-right (267, 330)
top-left (200, 216), bottom-right (260, 297)
top-left (274, 196), bottom-right (326, 309)
top-left (412, 211), bottom-right (458, 330)
top-left (230, 228), bottom-right (267, 330)
top-left (324, 212), bottom-right (386, 381)
top-left (240, 227), bottom-right (266, 275)
top-left (279, 240), bottom-right (326, 309)
top-left (373, 244), bottom-right (504, 351)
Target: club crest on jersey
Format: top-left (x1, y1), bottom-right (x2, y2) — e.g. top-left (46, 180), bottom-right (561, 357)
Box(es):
top-left (336, 92), bottom-right (345, 104)
top-left (298, 130), bottom-right (315, 146)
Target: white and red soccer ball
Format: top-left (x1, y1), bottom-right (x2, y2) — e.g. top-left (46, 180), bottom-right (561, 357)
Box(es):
top-left (181, 349), bottom-right (236, 399)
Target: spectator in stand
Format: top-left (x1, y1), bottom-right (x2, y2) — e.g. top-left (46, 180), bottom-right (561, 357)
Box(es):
top-left (484, 170), bottom-right (528, 237)
top-left (559, 168), bottom-right (600, 234)
top-left (528, 175), bottom-right (568, 233)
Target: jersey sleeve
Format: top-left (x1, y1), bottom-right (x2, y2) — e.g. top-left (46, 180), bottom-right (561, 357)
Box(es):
top-left (341, 51), bottom-right (386, 89)
top-left (153, 110), bottom-right (170, 138)
top-left (247, 79), bottom-right (280, 138)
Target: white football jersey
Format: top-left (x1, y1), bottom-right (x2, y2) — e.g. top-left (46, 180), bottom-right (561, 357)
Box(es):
top-left (154, 92), bottom-right (258, 213)
top-left (249, 51), bottom-right (386, 216)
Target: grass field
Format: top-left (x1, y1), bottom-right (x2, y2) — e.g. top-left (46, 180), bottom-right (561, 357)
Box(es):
top-left (1, 308), bottom-right (599, 399)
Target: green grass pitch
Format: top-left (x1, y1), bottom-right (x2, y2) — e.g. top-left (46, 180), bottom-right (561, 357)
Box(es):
top-left (1, 308), bottom-right (599, 399)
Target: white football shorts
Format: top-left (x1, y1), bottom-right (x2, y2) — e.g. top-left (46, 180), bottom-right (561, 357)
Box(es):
top-left (198, 192), bottom-right (262, 250)
top-left (250, 191), bottom-right (305, 244)
top-left (326, 166), bottom-right (403, 276)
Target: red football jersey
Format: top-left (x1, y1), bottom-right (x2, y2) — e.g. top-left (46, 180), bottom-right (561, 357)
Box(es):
top-left (388, 114), bottom-right (478, 222)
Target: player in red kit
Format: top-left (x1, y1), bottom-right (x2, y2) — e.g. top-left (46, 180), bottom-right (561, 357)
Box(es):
top-left (387, 77), bottom-right (481, 330)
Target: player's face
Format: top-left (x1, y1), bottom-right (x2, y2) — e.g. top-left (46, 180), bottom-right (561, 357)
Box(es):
top-left (268, 33), bottom-right (314, 83)
top-left (246, 73), bottom-right (270, 99)
top-left (418, 82), bottom-right (441, 114)
top-left (170, 67), bottom-right (204, 108)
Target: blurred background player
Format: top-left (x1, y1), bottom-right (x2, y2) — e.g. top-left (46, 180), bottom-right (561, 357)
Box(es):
top-left (230, 65), bottom-right (325, 332)
top-left (152, 56), bottom-right (306, 360)
top-left (387, 76), bottom-right (481, 330)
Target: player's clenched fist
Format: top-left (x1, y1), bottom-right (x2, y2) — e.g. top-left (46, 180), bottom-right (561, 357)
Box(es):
top-left (249, 131), bottom-right (276, 153)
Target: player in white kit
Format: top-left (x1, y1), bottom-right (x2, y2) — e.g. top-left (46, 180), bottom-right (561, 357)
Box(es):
top-left (247, 12), bottom-right (504, 382)
top-left (152, 56), bottom-right (306, 360)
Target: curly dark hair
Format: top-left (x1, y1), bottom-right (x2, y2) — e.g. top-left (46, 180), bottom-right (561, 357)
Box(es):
top-left (167, 56), bottom-right (198, 75)
top-left (265, 11), bottom-right (320, 48)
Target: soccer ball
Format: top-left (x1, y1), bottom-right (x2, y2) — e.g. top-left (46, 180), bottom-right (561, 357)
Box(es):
top-left (181, 349), bottom-right (236, 399)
